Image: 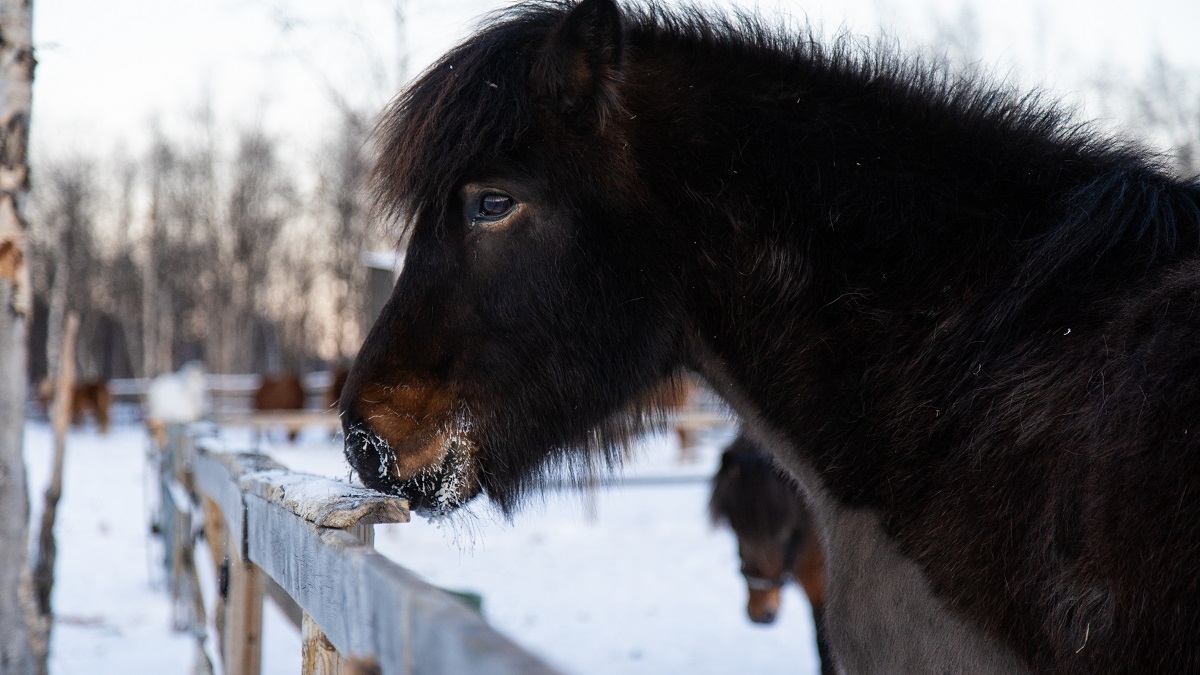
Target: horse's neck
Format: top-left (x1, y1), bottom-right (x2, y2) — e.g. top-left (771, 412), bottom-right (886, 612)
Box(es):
top-left (637, 54), bottom-right (1033, 489)
top-left (639, 47), bottom-right (1192, 421)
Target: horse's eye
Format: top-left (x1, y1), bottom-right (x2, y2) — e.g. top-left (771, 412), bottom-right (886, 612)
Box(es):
top-left (479, 194), bottom-right (514, 218)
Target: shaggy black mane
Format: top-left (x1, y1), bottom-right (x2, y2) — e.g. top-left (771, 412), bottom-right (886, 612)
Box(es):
top-left (373, 0), bottom-right (1198, 246)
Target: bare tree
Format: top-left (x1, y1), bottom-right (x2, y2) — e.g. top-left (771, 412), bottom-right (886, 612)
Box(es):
top-left (94, 156), bottom-right (141, 378)
top-left (132, 114), bottom-right (307, 377)
top-left (315, 110), bottom-right (377, 361)
top-left (1131, 56), bottom-right (1200, 177)
top-left (28, 159), bottom-right (93, 382)
top-left (141, 121), bottom-right (220, 376)
top-left (0, 0), bottom-right (36, 671)
top-left (142, 136), bottom-right (176, 377)
top-left (269, 227), bottom-right (322, 370)
top-left (26, 155), bottom-right (146, 383)
top-left (929, 5), bottom-right (983, 71)
top-left (1090, 54), bottom-right (1200, 181)
top-left (215, 126), bottom-right (296, 374)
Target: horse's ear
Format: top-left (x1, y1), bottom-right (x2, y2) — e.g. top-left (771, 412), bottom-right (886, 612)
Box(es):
top-left (531, 0), bottom-right (625, 129)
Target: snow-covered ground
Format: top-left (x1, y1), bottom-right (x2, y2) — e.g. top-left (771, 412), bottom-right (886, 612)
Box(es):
top-left (25, 420), bottom-right (820, 674)
top-left (24, 423), bottom-right (194, 674)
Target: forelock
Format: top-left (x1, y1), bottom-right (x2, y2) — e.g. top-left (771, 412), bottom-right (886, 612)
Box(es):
top-left (370, 2), bottom-right (574, 233)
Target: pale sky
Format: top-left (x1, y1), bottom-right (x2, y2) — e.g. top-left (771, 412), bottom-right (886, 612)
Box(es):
top-left (30, 0), bottom-right (1200, 166)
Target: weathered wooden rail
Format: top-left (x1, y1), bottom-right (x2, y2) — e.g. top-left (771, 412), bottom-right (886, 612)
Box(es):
top-left (156, 423), bottom-right (559, 675)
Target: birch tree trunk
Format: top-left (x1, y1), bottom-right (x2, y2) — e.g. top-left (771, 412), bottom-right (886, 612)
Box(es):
top-left (0, 1), bottom-right (36, 672)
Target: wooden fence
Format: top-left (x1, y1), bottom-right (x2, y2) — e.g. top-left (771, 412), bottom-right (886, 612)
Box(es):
top-left (156, 423), bottom-right (559, 675)
top-left (113, 371), bottom-right (340, 415)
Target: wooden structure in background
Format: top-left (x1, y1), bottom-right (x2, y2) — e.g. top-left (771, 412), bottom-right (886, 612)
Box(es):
top-left (157, 424), bottom-right (558, 675)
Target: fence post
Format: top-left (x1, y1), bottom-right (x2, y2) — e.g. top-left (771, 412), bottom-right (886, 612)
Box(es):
top-left (191, 451), bottom-right (263, 675)
top-left (302, 611), bottom-right (347, 675)
top-left (162, 426), bottom-right (205, 633)
top-left (224, 527), bottom-right (264, 675)
top-left (200, 497), bottom-right (229, 662)
top-left (301, 523), bottom-right (377, 675)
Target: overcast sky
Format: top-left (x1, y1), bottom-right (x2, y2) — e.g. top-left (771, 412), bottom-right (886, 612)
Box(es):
top-left (30, 0), bottom-right (1200, 166)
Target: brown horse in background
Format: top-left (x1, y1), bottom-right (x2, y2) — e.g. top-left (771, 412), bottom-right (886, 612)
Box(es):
top-left (38, 379), bottom-right (112, 434)
top-left (253, 374), bottom-right (306, 442)
top-left (73, 381), bottom-right (113, 434)
top-left (710, 433), bottom-right (833, 674)
top-left (645, 376), bottom-right (702, 461)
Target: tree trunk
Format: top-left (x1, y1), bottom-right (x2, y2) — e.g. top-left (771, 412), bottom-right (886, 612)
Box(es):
top-left (42, 217), bottom-right (67, 383)
top-left (141, 256), bottom-right (156, 378)
top-left (29, 312), bottom-right (75, 675)
top-left (0, 0), bottom-right (36, 672)
top-left (156, 286), bottom-right (173, 374)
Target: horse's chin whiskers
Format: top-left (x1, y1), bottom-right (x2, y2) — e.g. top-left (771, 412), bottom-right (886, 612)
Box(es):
top-left (422, 402), bottom-right (479, 516)
top-left (343, 402), bottom-right (480, 519)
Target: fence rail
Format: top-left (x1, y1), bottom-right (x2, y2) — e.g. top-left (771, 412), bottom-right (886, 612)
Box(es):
top-left (157, 423), bottom-right (559, 675)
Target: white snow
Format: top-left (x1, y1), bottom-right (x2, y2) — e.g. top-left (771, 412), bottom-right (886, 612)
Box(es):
top-left (24, 423), bottom-right (194, 674)
top-left (25, 419), bottom-right (821, 674)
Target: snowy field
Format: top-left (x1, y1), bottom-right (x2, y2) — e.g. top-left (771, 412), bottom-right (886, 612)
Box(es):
top-left (25, 419), bottom-right (821, 674)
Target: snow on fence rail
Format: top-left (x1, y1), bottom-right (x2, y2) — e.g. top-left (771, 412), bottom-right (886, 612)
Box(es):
top-left (156, 423), bottom-right (559, 675)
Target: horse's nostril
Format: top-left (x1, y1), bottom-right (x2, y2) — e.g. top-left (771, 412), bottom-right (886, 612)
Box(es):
top-left (341, 410), bottom-right (399, 490)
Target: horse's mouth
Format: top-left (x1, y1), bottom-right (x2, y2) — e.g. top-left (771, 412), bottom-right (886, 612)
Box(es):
top-left (392, 439), bottom-right (480, 516)
top-left (343, 417), bottom-right (481, 517)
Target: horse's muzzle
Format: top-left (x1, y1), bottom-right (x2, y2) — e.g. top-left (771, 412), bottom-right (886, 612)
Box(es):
top-left (749, 608), bottom-right (779, 625)
top-left (341, 407), bottom-right (480, 516)
top-left (341, 409), bottom-right (403, 493)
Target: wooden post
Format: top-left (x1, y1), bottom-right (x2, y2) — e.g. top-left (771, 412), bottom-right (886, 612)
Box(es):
top-left (200, 496), bottom-right (229, 668)
top-left (158, 426), bottom-right (203, 633)
top-left (167, 490), bottom-right (202, 632)
top-left (302, 612), bottom-right (347, 675)
top-left (199, 486), bottom-right (263, 675)
top-left (301, 521), bottom-right (375, 675)
top-left (222, 513), bottom-right (263, 675)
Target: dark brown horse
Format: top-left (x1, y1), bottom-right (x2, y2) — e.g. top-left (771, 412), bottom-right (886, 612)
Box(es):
top-left (254, 374), bottom-right (306, 442)
top-left (73, 381), bottom-right (113, 434)
top-left (38, 379), bottom-right (112, 434)
top-left (340, 1), bottom-right (1200, 671)
top-left (710, 433), bottom-right (832, 674)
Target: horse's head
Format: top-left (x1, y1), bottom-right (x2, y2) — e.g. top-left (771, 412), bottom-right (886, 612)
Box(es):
top-left (738, 536), bottom-right (792, 625)
top-left (340, 0), bottom-right (687, 515)
top-left (710, 439), bottom-right (810, 625)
